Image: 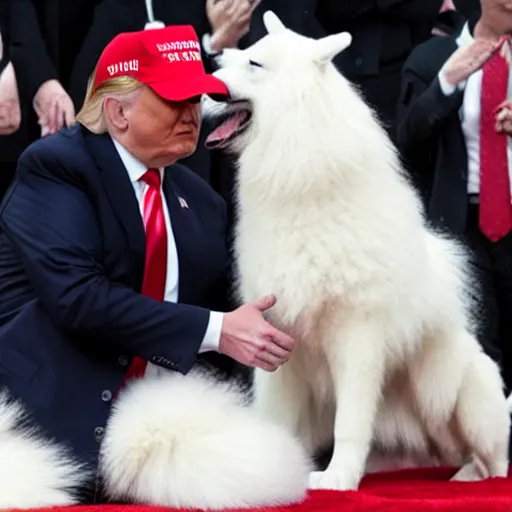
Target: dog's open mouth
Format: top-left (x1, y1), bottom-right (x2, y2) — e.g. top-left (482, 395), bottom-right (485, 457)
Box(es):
top-left (205, 100), bottom-right (253, 150)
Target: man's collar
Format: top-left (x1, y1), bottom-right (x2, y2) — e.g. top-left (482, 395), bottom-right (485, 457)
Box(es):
top-left (111, 136), bottom-right (164, 184)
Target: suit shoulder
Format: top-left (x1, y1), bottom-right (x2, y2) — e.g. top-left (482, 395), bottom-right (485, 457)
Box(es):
top-left (170, 162), bottom-right (226, 209)
top-left (403, 36), bottom-right (458, 78)
top-left (18, 125), bottom-right (92, 183)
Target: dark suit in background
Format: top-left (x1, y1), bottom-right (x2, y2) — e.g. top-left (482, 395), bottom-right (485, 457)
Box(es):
top-left (455, 0), bottom-right (480, 19)
top-left (0, 124), bottom-right (235, 471)
top-left (0, 0), bottom-right (102, 198)
top-left (0, 0), bottom-right (10, 67)
top-left (0, 0), bottom-right (57, 196)
top-left (396, 17), bottom-right (512, 390)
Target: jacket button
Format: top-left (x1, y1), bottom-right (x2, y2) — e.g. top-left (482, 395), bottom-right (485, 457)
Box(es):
top-left (101, 389), bottom-right (112, 402)
top-left (118, 355), bottom-right (129, 366)
top-left (94, 426), bottom-right (104, 443)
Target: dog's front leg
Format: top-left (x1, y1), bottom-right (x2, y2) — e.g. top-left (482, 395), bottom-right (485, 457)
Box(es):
top-left (309, 320), bottom-right (385, 491)
top-left (253, 366), bottom-right (308, 434)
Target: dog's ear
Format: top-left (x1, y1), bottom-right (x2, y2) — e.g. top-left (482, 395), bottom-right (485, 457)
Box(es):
top-left (263, 11), bottom-right (287, 35)
top-left (314, 32), bottom-right (352, 64)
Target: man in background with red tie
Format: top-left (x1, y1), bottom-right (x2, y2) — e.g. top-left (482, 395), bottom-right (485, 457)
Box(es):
top-left (397, 0), bottom-right (512, 402)
top-left (0, 24), bottom-right (294, 480)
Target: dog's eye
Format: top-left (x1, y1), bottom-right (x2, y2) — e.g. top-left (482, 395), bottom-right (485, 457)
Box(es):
top-left (249, 60), bottom-right (263, 68)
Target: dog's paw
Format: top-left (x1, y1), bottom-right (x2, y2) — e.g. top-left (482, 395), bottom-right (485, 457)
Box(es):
top-left (308, 470), bottom-right (359, 491)
top-left (450, 461), bottom-right (486, 482)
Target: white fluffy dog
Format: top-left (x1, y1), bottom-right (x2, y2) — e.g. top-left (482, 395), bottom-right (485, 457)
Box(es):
top-left (99, 371), bottom-right (310, 509)
top-left (0, 392), bottom-right (87, 508)
top-left (0, 371), bottom-right (311, 509)
top-left (203, 11), bottom-right (511, 491)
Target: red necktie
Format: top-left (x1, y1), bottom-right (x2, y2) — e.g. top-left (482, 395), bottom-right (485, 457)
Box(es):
top-left (121, 169), bottom-right (168, 382)
top-left (479, 42), bottom-right (512, 241)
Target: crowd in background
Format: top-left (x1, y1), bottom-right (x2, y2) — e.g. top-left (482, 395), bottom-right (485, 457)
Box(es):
top-left (5, 0), bottom-right (512, 388)
top-left (0, 0), bottom-right (479, 195)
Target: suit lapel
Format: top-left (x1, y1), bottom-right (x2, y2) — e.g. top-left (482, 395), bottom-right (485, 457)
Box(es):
top-left (162, 168), bottom-right (197, 304)
top-left (83, 129), bottom-right (146, 291)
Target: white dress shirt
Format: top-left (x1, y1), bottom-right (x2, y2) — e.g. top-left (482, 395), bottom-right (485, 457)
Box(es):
top-left (112, 138), bottom-right (223, 375)
top-left (438, 23), bottom-right (512, 197)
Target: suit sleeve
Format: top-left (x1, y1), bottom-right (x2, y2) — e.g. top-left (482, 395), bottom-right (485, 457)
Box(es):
top-left (10, 0), bottom-right (58, 102)
top-left (396, 50), bottom-right (464, 153)
top-left (69, 2), bottom-right (122, 109)
top-left (0, 148), bottom-right (211, 375)
top-left (0, 0), bottom-right (10, 66)
top-left (376, 0), bottom-right (443, 21)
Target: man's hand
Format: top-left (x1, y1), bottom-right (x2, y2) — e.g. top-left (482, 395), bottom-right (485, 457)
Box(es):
top-left (206, 0), bottom-right (262, 52)
top-left (33, 79), bottom-right (75, 136)
top-left (495, 99), bottom-right (512, 135)
top-left (219, 294), bottom-right (295, 372)
top-left (0, 62), bottom-right (21, 135)
top-left (441, 39), bottom-right (498, 87)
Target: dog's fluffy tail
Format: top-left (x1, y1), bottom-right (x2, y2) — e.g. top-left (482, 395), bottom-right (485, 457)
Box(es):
top-left (0, 391), bottom-right (88, 509)
top-left (100, 371), bottom-right (311, 509)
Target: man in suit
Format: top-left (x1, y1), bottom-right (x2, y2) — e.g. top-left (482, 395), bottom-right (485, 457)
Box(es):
top-left (70, 0), bottom-right (217, 183)
top-left (396, 0), bottom-right (512, 390)
top-left (0, 24), bottom-right (294, 490)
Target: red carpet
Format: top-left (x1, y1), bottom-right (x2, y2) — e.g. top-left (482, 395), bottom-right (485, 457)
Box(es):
top-left (25, 468), bottom-right (512, 512)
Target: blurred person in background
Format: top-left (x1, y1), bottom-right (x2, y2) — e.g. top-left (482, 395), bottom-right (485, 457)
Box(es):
top-left (0, 0), bottom-right (89, 199)
top-left (396, 0), bottom-right (512, 393)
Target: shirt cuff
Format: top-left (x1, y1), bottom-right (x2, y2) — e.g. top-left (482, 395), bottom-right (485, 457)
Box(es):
top-left (198, 311), bottom-right (223, 353)
top-left (438, 69), bottom-right (466, 96)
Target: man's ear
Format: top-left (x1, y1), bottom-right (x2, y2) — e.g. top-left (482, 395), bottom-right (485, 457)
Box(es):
top-left (104, 98), bottom-right (129, 131)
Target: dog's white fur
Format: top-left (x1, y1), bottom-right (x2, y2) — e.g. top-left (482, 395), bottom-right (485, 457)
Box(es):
top-left (99, 370), bottom-right (311, 509)
top-left (0, 392), bottom-right (87, 509)
top-left (0, 371), bottom-right (310, 509)
top-left (203, 11), bottom-right (511, 491)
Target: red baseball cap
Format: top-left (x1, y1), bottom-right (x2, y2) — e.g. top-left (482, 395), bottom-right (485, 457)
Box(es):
top-left (92, 25), bottom-right (229, 101)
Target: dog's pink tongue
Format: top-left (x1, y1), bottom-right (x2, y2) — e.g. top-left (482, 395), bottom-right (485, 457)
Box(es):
top-left (205, 111), bottom-right (246, 149)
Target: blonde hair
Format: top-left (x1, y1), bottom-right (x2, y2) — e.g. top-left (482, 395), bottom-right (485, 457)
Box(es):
top-left (76, 66), bottom-right (143, 133)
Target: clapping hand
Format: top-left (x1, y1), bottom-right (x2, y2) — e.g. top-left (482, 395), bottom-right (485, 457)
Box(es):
top-left (33, 79), bottom-right (75, 136)
top-left (0, 62), bottom-right (21, 135)
top-left (206, 0), bottom-right (262, 52)
top-left (441, 38), bottom-right (499, 87)
top-left (496, 99), bottom-right (512, 135)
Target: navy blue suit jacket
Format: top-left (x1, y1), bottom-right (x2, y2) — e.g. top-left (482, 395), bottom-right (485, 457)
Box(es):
top-left (0, 124), bottom-right (235, 468)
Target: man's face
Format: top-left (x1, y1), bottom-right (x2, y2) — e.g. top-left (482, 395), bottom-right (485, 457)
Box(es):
top-left (124, 86), bottom-right (201, 168)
